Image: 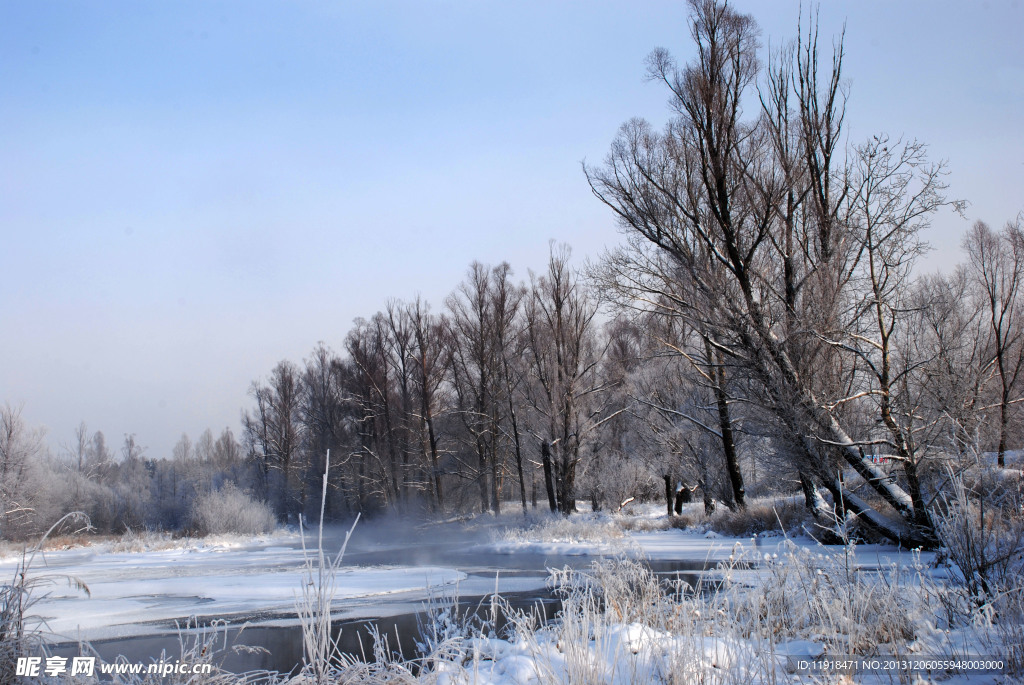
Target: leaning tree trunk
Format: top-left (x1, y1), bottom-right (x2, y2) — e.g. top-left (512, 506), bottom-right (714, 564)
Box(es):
top-left (744, 307), bottom-right (939, 547)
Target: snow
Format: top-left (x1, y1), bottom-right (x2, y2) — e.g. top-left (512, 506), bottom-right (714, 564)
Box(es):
top-left (484, 540), bottom-right (621, 556)
top-left (5, 524), bottom-right (937, 642)
top-left (483, 526), bottom-right (939, 571)
top-left (3, 517), bottom-right (1007, 683)
top-left (430, 627), bottom-right (824, 684)
top-left (1, 535), bottom-right (465, 641)
top-left (424, 525), bottom-right (992, 684)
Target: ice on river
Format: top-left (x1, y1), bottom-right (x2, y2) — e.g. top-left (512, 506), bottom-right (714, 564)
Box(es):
top-left (0, 534), bottom-right (466, 641)
top-left (1, 518), bottom-right (939, 647)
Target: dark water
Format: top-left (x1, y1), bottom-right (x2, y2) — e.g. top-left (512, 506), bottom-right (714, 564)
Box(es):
top-left (56, 564), bottom-right (703, 675)
top-left (50, 520), bottom-right (711, 675)
top-left (64, 591), bottom-right (563, 676)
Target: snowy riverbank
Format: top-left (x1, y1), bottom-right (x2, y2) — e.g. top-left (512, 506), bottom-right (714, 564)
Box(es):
top-left (3, 509), bottom-right (1019, 683)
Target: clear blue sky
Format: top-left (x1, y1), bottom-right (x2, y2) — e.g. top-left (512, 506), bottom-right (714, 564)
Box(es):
top-left (2, 1), bottom-right (1021, 460)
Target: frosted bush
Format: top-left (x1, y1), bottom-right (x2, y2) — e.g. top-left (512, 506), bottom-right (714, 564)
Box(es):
top-left (500, 514), bottom-right (624, 544)
top-left (189, 483), bottom-right (276, 536)
top-left (935, 466), bottom-right (1024, 601)
top-left (707, 498), bottom-right (812, 538)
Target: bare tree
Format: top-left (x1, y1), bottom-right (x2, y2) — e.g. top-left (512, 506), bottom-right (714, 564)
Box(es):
top-left (243, 360), bottom-right (305, 519)
top-left (586, 0), bottom-right (950, 546)
top-left (836, 136), bottom-right (956, 532)
top-left (489, 264), bottom-right (530, 514)
top-left (342, 318), bottom-right (399, 511)
top-left (301, 342), bottom-right (347, 514)
top-left (113, 433), bottom-right (152, 530)
top-left (0, 404), bottom-right (44, 538)
top-left (523, 244), bottom-right (609, 515)
top-left (59, 421), bottom-right (97, 515)
top-left (409, 297), bottom-right (449, 511)
top-left (911, 270), bottom-right (989, 455)
top-left (447, 262), bottom-right (503, 513)
top-left (964, 217), bottom-right (1024, 467)
top-left (384, 302), bottom-right (418, 506)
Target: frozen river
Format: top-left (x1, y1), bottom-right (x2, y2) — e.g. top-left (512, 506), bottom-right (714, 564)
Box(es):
top-left (3, 517), bottom-right (927, 674)
top-left (4, 519), bottom-right (547, 642)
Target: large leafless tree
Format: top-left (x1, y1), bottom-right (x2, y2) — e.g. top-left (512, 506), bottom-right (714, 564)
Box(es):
top-left (964, 218), bottom-right (1024, 467)
top-left (586, 0), bottom-right (958, 546)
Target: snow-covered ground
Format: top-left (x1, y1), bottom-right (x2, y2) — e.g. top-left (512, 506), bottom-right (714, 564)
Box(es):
top-left (483, 509), bottom-right (939, 572)
top-left (430, 528), bottom-right (1005, 685)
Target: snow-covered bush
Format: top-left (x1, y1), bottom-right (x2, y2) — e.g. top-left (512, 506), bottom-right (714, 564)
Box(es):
top-left (731, 542), bottom-right (919, 654)
top-left (616, 515), bottom-right (673, 533)
top-left (500, 514), bottom-right (624, 544)
top-left (706, 497), bottom-right (812, 538)
top-left (189, 483), bottom-right (276, 536)
top-left (935, 471), bottom-right (1024, 601)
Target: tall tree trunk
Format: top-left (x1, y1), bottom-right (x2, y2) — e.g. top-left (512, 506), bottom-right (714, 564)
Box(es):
top-left (901, 456), bottom-right (934, 533)
top-left (381, 394), bottom-right (400, 506)
top-left (664, 474), bottom-right (674, 517)
top-left (357, 450), bottom-right (366, 513)
top-left (556, 448), bottom-right (578, 515)
top-left (674, 486), bottom-right (687, 514)
top-left (998, 384), bottom-right (1010, 468)
top-left (556, 469), bottom-right (573, 515)
top-left (420, 395), bottom-right (443, 510)
top-left (508, 400), bottom-right (528, 515)
top-left (700, 479), bottom-right (715, 516)
top-left (477, 438), bottom-right (489, 513)
top-left (799, 471), bottom-right (817, 511)
top-left (490, 417), bottom-right (501, 515)
top-left (541, 440), bottom-right (557, 512)
top-left (711, 346), bottom-right (745, 509)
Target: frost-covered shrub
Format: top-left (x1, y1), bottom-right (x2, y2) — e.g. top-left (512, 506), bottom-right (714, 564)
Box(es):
top-left (501, 513), bottom-right (624, 544)
top-left (707, 498), bottom-right (812, 538)
top-left (664, 496), bottom-right (812, 537)
top-left (189, 483), bottom-right (276, 536)
top-left (1, 514), bottom-right (89, 683)
top-left (935, 467), bottom-right (1024, 601)
top-left (581, 454), bottom-right (660, 512)
top-left (283, 536), bottom-right (1021, 683)
top-left (665, 510), bottom-right (703, 531)
top-left (617, 515), bottom-right (672, 532)
top-left (732, 542), bottom-right (918, 653)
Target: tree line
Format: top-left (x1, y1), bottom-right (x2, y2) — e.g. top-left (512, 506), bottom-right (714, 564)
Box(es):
top-left (0, 414), bottom-right (252, 540)
top-left (241, 246), bottom-right (614, 521)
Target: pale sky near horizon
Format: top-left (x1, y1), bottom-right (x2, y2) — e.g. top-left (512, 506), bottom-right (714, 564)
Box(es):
top-left (2, 1), bottom-right (1022, 460)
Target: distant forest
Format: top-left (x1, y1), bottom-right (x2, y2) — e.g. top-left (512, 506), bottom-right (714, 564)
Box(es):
top-left (3, 2), bottom-right (1021, 549)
